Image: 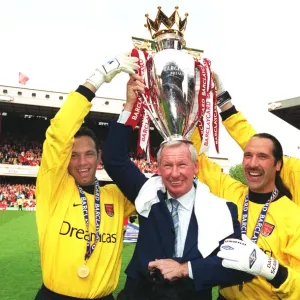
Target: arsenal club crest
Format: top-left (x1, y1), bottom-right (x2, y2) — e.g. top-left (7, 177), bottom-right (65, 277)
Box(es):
top-left (261, 222), bottom-right (275, 237)
top-left (105, 204), bottom-right (114, 217)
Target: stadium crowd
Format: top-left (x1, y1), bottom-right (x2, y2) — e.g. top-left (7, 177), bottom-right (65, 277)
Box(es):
top-left (0, 133), bottom-right (159, 172)
top-left (0, 136), bottom-right (42, 166)
top-left (0, 129), bottom-right (159, 210)
top-left (0, 183), bottom-right (36, 208)
top-left (0, 156), bottom-right (157, 210)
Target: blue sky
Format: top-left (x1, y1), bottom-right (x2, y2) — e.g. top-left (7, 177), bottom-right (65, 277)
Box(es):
top-left (1, 0), bottom-right (300, 162)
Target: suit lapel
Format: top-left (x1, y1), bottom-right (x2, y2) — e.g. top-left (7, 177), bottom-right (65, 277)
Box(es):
top-left (182, 208), bottom-right (199, 258)
top-left (151, 191), bottom-right (175, 257)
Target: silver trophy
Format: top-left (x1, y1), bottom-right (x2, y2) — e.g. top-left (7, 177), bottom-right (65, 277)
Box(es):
top-left (135, 7), bottom-right (203, 143)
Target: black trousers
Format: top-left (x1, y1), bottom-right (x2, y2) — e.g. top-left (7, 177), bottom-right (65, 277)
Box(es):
top-left (35, 284), bottom-right (114, 300)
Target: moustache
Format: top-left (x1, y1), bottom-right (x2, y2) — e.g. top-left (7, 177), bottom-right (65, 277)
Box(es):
top-left (245, 167), bottom-right (263, 173)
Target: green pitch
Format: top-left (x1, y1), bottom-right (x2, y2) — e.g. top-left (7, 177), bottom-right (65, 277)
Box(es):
top-left (0, 211), bottom-right (218, 299)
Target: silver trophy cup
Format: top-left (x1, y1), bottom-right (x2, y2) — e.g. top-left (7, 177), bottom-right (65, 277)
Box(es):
top-left (144, 33), bottom-right (199, 143)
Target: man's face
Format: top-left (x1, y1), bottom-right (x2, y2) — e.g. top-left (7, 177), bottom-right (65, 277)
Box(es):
top-left (158, 143), bottom-right (198, 199)
top-left (242, 137), bottom-right (281, 193)
top-left (68, 136), bottom-right (101, 186)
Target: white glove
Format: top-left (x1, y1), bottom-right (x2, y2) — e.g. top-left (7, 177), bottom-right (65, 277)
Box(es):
top-left (213, 71), bottom-right (232, 108)
top-left (86, 53), bottom-right (139, 90)
top-left (217, 234), bottom-right (279, 280)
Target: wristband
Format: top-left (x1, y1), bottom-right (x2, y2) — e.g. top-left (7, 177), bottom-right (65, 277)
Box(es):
top-left (217, 91), bottom-right (232, 108)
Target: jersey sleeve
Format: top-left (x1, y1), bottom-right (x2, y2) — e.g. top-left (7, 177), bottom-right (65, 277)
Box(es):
top-left (272, 223), bottom-right (300, 299)
top-left (279, 156), bottom-right (300, 205)
top-left (124, 198), bottom-right (136, 218)
top-left (36, 92), bottom-right (92, 214)
top-left (190, 127), bottom-right (246, 201)
top-left (197, 153), bottom-right (246, 202)
top-left (222, 111), bottom-right (256, 150)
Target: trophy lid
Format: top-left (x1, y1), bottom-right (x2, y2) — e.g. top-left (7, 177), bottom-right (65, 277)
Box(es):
top-left (145, 6), bottom-right (188, 42)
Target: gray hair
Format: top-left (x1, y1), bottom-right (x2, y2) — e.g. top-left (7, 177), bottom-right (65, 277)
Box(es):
top-left (156, 140), bottom-right (198, 165)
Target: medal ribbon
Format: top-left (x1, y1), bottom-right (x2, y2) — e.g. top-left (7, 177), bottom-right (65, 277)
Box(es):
top-left (77, 178), bottom-right (100, 261)
top-left (241, 187), bottom-right (278, 243)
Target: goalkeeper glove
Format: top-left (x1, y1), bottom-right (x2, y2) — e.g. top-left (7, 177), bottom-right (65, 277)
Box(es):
top-left (87, 53), bottom-right (139, 90)
top-left (217, 234), bottom-right (279, 280)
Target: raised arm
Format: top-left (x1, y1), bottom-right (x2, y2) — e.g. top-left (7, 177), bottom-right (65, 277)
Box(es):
top-left (102, 74), bottom-right (148, 202)
top-left (36, 54), bottom-right (139, 222)
top-left (190, 129), bottom-right (246, 201)
top-left (36, 85), bottom-right (94, 212)
top-left (214, 71), bottom-right (300, 204)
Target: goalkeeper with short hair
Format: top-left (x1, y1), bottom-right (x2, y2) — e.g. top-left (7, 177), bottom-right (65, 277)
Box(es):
top-left (35, 54), bottom-right (139, 300)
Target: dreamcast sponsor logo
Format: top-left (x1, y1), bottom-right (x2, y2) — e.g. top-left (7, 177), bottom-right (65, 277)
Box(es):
top-left (59, 221), bottom-right (117, 243)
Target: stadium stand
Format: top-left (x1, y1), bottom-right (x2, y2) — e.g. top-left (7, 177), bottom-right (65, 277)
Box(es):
top-left (0, 85), bottom-right (162, 212)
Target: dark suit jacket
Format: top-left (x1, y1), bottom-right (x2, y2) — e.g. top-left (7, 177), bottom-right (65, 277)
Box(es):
top-left (102, 121), bottom-right (253, 298)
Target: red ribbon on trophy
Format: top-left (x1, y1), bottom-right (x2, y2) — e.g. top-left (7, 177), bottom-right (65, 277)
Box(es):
top-left (126, 6), bottom-right (220, 156)
top-left (125, 49), bottom-right (153, 159)
top-left (195, 59), bottom-right (219, 153)
top-left (127, 49), bottom-right (219, 155)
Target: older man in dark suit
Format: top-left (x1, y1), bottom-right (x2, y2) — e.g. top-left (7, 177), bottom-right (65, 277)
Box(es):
top-left (102, 74), bottom-right (252, 299)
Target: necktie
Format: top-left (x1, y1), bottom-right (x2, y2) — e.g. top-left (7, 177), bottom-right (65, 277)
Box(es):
top-left (170, 198), bottom-right (180, 257)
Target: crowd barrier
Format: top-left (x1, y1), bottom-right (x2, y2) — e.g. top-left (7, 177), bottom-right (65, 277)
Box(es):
top-left (1, 206), bottom-right (36, 211)
top-left (124, 223), bottom-right (139, 243)
top-left (0, 164), bottom-right (153, 180)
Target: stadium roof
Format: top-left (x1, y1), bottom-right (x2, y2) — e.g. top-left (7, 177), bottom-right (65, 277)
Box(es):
top-left (0, 85), bottom-right (125, 123)
top-left (268, 96), bottom-right (300, 130)
top-left (0, 102), bottom-right (119, 123)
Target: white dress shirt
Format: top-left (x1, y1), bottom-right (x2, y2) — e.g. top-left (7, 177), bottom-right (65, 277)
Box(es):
top-left (166, 186), bottom-right (195, 258)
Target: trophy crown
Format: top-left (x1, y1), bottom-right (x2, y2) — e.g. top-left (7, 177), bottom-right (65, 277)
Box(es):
top-left (145, 6), bottom-right (188, 40)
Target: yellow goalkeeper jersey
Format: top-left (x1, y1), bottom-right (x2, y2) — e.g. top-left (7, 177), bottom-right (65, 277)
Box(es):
top-left (220, 194), bottom-right (300, 299)
top-left (191, 146), bottom-right (300, 299)
top-left (36, 91), bottom-right (135, 298)
top-left (223, 111), bottom-right (300, 207)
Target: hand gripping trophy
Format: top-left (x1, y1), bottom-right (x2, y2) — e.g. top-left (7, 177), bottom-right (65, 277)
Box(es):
top-left (125, 6), bottom-right (219, 155)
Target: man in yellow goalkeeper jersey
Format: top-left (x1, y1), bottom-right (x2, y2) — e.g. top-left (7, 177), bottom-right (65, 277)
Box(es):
top-left (190, 73), bottom-right (300, 299)
top-left (214, 72), bottom-right (300, 206)
top-left (34, 54), bottom-right (139, 300)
